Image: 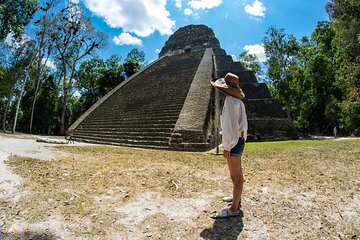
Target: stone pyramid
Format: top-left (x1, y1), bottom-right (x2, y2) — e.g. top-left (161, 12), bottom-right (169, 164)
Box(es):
top-left (67, 24), bottom-right (298, 151)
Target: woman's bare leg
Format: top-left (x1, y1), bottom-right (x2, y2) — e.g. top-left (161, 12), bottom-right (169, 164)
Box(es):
top-left (226, 155), bottom-right (243, 211)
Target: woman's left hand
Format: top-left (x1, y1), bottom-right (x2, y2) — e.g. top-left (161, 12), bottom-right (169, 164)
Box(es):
top-left (223, 150), bottom-right (230, 159)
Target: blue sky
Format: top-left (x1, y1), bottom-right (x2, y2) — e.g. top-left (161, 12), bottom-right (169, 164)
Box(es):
top-left (73, 0), bottom-right (330, 63)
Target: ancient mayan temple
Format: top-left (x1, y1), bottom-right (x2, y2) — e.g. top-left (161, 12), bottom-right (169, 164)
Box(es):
top-left (67, 24), bottom-right (298, 151)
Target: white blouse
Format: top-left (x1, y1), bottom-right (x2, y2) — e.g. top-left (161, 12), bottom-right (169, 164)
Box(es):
top-left (220, 95), bottom-right (248, 151)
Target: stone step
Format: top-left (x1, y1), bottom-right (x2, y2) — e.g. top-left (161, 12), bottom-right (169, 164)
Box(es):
top-left (244, 99), bottom-right (288, 119)
top-left (73, 132), bottom-right (171, 142)
top-left (91, 108), bottom-right (182, 118)
top-left (174, 142), bottom-right (212, 151)
top-left (82, 118), bottom-right (177, 125)
top-left (74, 129), bottom-right (173, 137)
top-left (78, 122), bottom-right (176, 129)
top-left (124, 102), bottom-right (186, 111)
top-left (232, 61), bottom-right (246, 71)
top-left (216, 70), bottom-right (258, 83)
top-left (247, 118), bottom-right (298, 141)
top-left (215, 55), bottom-right (234, 70)
top-left (72, 135), bottom-right (171, 147)
top-left (88, 112), bottom-right (180, 122)
top-left (71, 137), bottom-right (173, 150)
top-left (92, 103), bottom-right (183, 114)
top-left (111, 103), bottom-right (182, 110)
top-left (86, 114), bottom-right (180, 123)
top-left (74, 126), bottom-right (174, 133)
top-left (240, 83), bottom-right (272, 99)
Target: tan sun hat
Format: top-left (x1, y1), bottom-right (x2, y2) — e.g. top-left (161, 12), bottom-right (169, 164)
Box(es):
top-left (210, 72), bottom-right (245, 99)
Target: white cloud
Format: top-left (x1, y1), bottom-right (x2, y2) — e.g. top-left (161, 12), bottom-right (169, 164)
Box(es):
top-left (243, 44), bottom-right (266, 62)
top-left (113, 32), bottom-right (143, 46)
top-left (175, 0), bottom-right (182, 8)
top-left (42, 58), bottom-right (57, 70)
top-left (184, 8), bottom-right (193, 15)
top-left (188, 0), bottom-right (223, 10)
top-left (244, 0), bottom-right (266, 17)
top-left (4, 33), bottom-right (14, 46)
top-left (73, 90), bottom-right (81, 98)
top-left (83, 0), bottom-right (175, 37)
top-left (4, 32), bottom-right (30, 48)
top-left (231, 54), bottom-right (239, 62)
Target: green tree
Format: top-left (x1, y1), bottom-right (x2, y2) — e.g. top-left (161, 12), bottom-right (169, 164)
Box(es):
top-left (303, 53), bottom-right (336, 133)
top-left (263, 26), bottom-right (300, 118)
top-left (123, 59), bottom-right (141, 78)
top-left (1, 38), bottom-right (37, 133)
top-left (0, 66), bottom-right (10, 100)
top-left (263, 22), bottom-right (340, 134)
top-left (76, 56), bottom-right (106, 111)
top-left (98, 54), bottom-right (125, 96)
top-left (29, 0), bottom-right (56, 133)
top-left (49, 2), bottom-right (107, 135)
top-left (238, 50), bottom-right (262, 77)
top-left (125, 48), bottom-right (145, 64)
top-left (326, 0), bottom-right (360, 134)
top-left (292, 21), bottom-right (339, 134)
top-left (0, 0), bottom-right (38, 41)
top-left (32, 75), bottom-right (58, 134)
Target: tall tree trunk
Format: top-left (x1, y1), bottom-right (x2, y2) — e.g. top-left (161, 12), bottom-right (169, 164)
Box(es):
top-left (60, 71), bottom-right (68, 135)
top-left (2, 82), bottom-right (17, 132)
top-left (29, 77), bottom-right (41, 133)
top-left (60, 91), bottom-right (67, 135)
top-left (29, 57), bottom-right (48, 133)
top-left (12, 74), bottom-right (29, 133)
top-left (2, 96), bottom-right (11, 132)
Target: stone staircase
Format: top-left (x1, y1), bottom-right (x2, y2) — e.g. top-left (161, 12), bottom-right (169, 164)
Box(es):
top-left (70, 51), bottom-right (205, 149)
top-left (214, 54), bottom-right (298, 141)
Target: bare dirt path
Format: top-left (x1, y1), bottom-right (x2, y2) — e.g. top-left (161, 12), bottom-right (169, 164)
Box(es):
top-left (0, 134), bottom-right (87, 197)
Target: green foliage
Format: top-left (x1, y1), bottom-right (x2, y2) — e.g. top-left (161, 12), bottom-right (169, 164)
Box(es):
top-left (99, 54), bottom-right (125, 95)
top-left (45, 1), bottom-right (108, 135)
top-left (0, 1), bottom-right (150, 135)
top-left (263, 26), bottom-right (300, 118)
top-left (326, 0), bottom-right (360, 134)
top-left (263, 14), bottom-right (358, 135)
top-left (0, 66), bottom-right (9, 99)
top-left (239, 51), bottom-right (262, 76)
top-left (0, 0), bottom-right (38, 40)
top-left (33, 75), bottom-right (59, 134)
top-left (125, 48), bottom-right (145, 64)
top-left (123, 59), bottom-right (141, 78)
top-left (302, 52), bottom-right (337, 132)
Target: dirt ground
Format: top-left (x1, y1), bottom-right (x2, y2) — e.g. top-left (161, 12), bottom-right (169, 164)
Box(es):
top-left (0, 133), bottom-right (359, 240)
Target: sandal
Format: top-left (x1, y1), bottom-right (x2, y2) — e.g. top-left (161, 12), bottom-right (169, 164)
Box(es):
top-left (212, 208), bottom-right (240, 219)
top-left (222, 196), bottom-right (233, 202)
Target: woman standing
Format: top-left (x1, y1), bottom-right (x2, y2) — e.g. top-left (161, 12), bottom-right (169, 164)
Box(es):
top-left (210, 72), bottom-right (248, 218)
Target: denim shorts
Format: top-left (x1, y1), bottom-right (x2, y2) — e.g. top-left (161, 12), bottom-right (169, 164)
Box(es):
top-left (230, 138), bottom-right (245, 157)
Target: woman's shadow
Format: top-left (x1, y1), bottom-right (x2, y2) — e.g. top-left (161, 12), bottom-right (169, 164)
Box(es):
top-left (200, 210), bottom-right (244, 240)
top-left (0, 231), bottom-right (57, 240)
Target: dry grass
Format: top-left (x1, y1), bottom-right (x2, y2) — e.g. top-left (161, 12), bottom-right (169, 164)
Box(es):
top-left (1, 139), bottom-right (359, 239)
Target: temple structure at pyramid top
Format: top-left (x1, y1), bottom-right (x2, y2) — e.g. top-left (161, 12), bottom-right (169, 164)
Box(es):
top-left (159, 25), bottom-right (221, 57)
top-left (67, 24), bottom-right (298, 151)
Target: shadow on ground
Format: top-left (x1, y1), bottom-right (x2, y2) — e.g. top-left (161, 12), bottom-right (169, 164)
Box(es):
top-left (200, 210), bottom-right (244, 240)
top-left (0, 231), bottom-right (58, 240)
